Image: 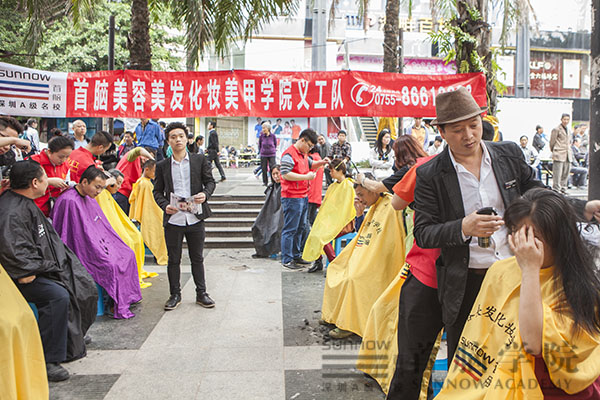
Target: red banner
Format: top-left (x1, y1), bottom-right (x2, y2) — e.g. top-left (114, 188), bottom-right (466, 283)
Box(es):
top-left (66, 70), bottom-right (486, 118)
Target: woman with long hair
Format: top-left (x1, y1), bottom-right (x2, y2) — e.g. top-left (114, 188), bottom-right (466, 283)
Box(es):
top-left (369, 128), bottom-right (395, 180)
top-left (358, 134), bottom-right (428, 195)
top-left (438, 188), bottom-right (600, 399)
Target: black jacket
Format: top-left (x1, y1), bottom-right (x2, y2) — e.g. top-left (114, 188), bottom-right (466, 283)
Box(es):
top-left (413, 141), bottom-right (585, 326)
top-left (532, 133), bottom-right (545, 153)
top-left (207, 129), bottom-right (219, 154)
top-left (0, 190), bottom-right (97, 361)
top-left (153, 153), bottom-right (216, 226)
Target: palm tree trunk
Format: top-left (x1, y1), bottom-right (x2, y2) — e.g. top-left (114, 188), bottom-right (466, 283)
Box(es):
top-left (383, 0), bottom-right (400, 73)
top-left (129, 0), bottom-right (152, 70)
top-left (456, 0), bottom-right (496, 113)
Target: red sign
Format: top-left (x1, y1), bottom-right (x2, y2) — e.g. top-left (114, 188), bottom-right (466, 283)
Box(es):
top-left (65, 70), bottom-right (486, 118)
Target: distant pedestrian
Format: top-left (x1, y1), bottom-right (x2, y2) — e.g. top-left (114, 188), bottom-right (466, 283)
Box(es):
top-left (404, 117), bottom-right (431, 150)
top-left (206, 121), bottom-right (226, 182)
top-left (550, 113), bottom-right (573, 194)
top-left (369, 129), bottom-right (394, 180)
top-left (258, 122), bottom-right (277, 186)
top-left (135, 118), bottom-right (165, 161)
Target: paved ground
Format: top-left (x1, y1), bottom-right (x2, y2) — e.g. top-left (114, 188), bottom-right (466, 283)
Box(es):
top-left (48, 167), bottom-right (588, 400)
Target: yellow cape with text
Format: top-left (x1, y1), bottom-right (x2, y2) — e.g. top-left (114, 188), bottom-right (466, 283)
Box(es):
top-left (0, 264), bottom-right (48, 400)
top-left (358, 209), bottom-right (440, 397)
top-left (129, 177), bottom-right (168, 265)
top-left (321, 195), bottom-right (406, 337)
top-left (302, 178), bottom-right (356, 262)
top-left (437, 257), bottom-right (600, 399)
top-left (96, 190), bottom-right (157, 288)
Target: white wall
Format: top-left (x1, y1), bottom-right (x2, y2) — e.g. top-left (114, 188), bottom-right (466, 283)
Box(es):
top-left (496, 97), bottom-right (572, 147)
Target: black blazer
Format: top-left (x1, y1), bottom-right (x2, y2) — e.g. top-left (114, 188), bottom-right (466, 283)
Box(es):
top-left (413, 141), bottom-right (583, 327)
top-left (153, 153), bottom-right (216, 227)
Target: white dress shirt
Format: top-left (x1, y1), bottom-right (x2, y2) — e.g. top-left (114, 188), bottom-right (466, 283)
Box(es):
top-left (168, 153), bottom-right (201, 227)
top-left (449, 142), bottom-right (512, 269)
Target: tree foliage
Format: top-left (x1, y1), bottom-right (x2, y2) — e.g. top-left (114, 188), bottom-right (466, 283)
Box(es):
top-left (2, 0), bottom-right (183, 72)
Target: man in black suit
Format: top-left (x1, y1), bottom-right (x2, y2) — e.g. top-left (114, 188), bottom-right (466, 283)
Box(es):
top-left (153, 122), bottom-right (216, 311)
top-left (412, 87), bottom-right (600, 366)
top-left (206, 121), bottom-right (226, 182)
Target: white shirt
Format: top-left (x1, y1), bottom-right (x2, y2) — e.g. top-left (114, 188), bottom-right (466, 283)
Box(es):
top-left (168, 153), bottom-right (200, 226)
top-left (449, 142), bottom-right (512, 269)
top-left (26, 127), bottom-right (40, 151)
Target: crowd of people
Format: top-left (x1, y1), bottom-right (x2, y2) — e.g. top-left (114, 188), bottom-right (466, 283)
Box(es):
top-left (2, 84), bottom-right (600, 399)
top-left (0, 116), bottom-right (219, 391)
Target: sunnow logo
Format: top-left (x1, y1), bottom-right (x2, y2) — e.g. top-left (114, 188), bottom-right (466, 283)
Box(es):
top-left (0, 69), bottom-right (52, 81)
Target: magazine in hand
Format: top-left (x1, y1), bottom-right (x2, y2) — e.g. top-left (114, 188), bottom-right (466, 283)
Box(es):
top-left (170, 193), bottom-right (202, 215)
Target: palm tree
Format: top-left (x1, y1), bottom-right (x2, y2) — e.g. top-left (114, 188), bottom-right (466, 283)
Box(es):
top-left (430, 0), bottom-right (537, 114)
top-left (19, 0), bottom-right (297, 71)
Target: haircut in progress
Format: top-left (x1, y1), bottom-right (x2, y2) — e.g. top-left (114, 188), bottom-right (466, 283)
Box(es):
top-left (90, 131), bottom-right (112, 147)
top-left (299, 128), bottom-right (318, 145)
top-left (504, 188), bottom-right (600, 336)
top-left (79, 165), bottom-right (107, 184)
top-left (9, 160), bottom-right (44, 190)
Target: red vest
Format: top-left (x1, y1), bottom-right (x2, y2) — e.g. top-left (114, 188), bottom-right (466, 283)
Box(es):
top-left (30, 150), bottom-right (70, 217)
top-left (67, 147), bottom-right (101, 184)
top-left (308, 153), bottom-right (324, 205)
top-left (116, 151), bottom-right (142, 197)
top-left (281, 145), bottom-right (310, 198)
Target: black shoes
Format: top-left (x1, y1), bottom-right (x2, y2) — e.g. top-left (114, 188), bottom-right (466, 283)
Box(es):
top-left (84, 335), bottom-right (92, 345)
top-left (196, 292), bottom-right (215, 308)
top-left (164, 294), bottom-right (182, 311)
top-left (294, 258), bottom-right (311, 266)
top-left (46, 362), bottom-right (69, 382)
top-left (220, 177), bottom-right (226, 182)
top-left (282, 261), bottom-right (303, 270)
top-left (308, 257), bottom-right (323, 273)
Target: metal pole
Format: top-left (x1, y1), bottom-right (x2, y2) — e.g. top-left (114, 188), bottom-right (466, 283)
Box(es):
top-left (398, 28), bottom-right (404, 136)
top-left (515, 20), bottom-right (530, 98)
top-left (310, 0), bottom-right (327, 136)
top-left (108, 15), bottom-right (115, 137)
top-left (589, 0), bottom-right (600, 199)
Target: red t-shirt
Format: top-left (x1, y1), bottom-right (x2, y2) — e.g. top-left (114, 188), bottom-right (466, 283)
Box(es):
top-left (393, 155), bottom-right (440, 288)
top-left (30, 149), bottom-right (70, 217)
top-left (308, 153), bottom-right (324, 205)
top-left (116, 151), bottom-right (142, 198)
top-left (66, 147), bottom-right (101, 184)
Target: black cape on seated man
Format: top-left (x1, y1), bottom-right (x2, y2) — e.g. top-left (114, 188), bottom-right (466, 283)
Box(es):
top-left (0, 160), bottom-right (97, 367)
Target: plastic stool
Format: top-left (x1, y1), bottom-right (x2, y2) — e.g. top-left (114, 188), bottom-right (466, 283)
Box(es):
top-left (28, 302), bottom-right (39, 320)
top-left (325, 232), bottom-right (357, 267)
top-left (432, 358), bottom-right (448, 396)
top-left (96, 283), bottom-right (105, 316)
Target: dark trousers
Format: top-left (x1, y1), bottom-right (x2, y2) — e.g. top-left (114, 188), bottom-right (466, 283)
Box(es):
top-left (307, 202), bottom-right (319, 226)
top-left (281, 197), bottom-right (309, 264)
top-left (445, 269), bottom-right (486, 368)
top-left (324, 168), bottom-right (333, 186)
top-left (164, 221), bottom-right (207, 296)
top-left (17, 277), bottom-right (69, 363)
top-left (208, 152), bottom-right (226, 179)
top-left (260, 156), bottom-right (276, 185)
top-left (387, 271), bottom-right (443, 400)
top-left (113, 192), bottom-right (130, 215)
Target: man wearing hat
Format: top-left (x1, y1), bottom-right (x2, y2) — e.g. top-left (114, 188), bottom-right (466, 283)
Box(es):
top-left (410, 87), bottom-right (599, 373)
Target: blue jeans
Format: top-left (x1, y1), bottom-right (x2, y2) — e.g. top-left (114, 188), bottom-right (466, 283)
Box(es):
top-left (281, 197), bottom-right (309, 264)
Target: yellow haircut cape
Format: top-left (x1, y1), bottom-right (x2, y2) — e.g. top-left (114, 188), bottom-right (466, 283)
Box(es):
top-left (358, 208), bottom-right (438, 397)
top-left (437, 257), bottom-right (600, 399)
top-left (321, 194), bottom-right (406, 337)
top-left (0, 264), bottom-right (48, 399)
top-left (129, 177), bottom-right (168, 265)
top-left (96, 190), bottom-right (157, 289)
top-left (302, 178), bottom-right (356, 262)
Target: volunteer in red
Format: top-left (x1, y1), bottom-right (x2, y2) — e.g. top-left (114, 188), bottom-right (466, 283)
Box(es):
top-left (113, 147), bottom-right (155, 214)
top-left (30, 136), bottom-right (74, 217)
top-left (279, 128), bottom-right (328, 270)
top-left (66, 130), bottom-right (112, 183)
